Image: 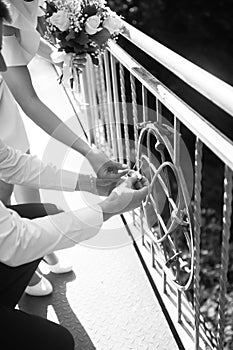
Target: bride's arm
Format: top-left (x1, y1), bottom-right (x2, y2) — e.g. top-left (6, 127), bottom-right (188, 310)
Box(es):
top-left (2, 64), bottom-right (92, 156)
top-left (2, 65), bottom-right (127, 177)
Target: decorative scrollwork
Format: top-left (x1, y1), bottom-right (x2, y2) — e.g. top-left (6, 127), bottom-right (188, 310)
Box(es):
top-left (137, 122), bottom-right (194, 291)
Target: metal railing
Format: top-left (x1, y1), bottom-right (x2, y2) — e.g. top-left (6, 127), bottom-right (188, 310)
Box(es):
top-left (72, 21), bottom-right (233, 350)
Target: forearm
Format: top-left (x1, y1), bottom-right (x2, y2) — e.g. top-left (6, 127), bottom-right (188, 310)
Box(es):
top-left (76, 174), bottom-right (121, 220)
top-left (98, 195), bottom-right (118, 222)
top-left (0, 138), bottom-right (107, 194)
top-left (22, 98), bottom-right (92, 156)
top-left (75, 174), bottom-right (93, 192)
top-left (0, 139), bottom-right (78, 190)
top-left (0, 202), bottom-right (103, 266)
top-left (2, 66), bottom-right (92, 157)
top-left (99, 201), bottom-right (112, 221)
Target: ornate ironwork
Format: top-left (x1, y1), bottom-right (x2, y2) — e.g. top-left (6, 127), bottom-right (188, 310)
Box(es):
top-left (137, 122), bottom-right (194, 291)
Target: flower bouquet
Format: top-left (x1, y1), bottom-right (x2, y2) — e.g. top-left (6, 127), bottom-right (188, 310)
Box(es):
top-left (43, 0), bottom-right (123, 86)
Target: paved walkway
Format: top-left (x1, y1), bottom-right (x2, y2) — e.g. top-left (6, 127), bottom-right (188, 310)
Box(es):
top-left (18, 57), bottom-right (179, 350)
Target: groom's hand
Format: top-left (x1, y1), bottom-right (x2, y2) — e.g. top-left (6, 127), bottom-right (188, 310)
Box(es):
top-left (99, 175), bottom-right (149, 221)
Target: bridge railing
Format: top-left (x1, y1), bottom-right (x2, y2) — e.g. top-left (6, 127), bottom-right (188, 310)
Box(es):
top-left (73, 21), bottom-right (233, 350)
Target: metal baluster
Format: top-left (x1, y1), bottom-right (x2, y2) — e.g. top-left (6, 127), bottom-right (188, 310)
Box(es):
top-left (140, 204), bottom-right (145, 247)
top-left (174, 116), bottom-right (180, 167)
top-left (217, 166), bottom-right (233, 350)
top-left (94, 65), bottom-right (103, 147)
top-left (119, 63), bottom-right (131, 168)
top-left (104, 51), bottom-right (118, 159)
top-left (99, 56), bottom-right (112, 153)
top-left (81, 64), bottom-right (94, 144)
top-left (85, 58), bottom-right (97, 145)
top-left (177, 290), bottom-right (182, 323)
top-left (94, 65), bottom-right (107, 152)
top-left (87, 58), bottom-right (99, 147)
top-left (151, 241), bottom-right (155, 268)
top-left (163, 271), bottom-right (167, 294)
top-left (110, 55), bottom-right (124, 163)
top-left (142, 86), bottom-right (148, 122)
top-left (130, 73), bottom-right (139, 225)
top-left (156, 97), bottom-right (162, 124)
top-left (130, 73), bottom-right (139, 168)
top-left (194, 138), bottom-right (203, 350)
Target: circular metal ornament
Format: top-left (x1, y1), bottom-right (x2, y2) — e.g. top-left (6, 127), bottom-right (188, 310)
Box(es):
top-left (137, 123), bottom-right (194, 291)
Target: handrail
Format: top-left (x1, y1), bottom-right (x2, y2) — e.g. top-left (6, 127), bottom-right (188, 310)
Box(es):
top-left (74, 22), bottom-right (233, 350)
top-left (108, 41), bottom-right (233, 171)
top-left (122, 21), bottom-right (233, 117)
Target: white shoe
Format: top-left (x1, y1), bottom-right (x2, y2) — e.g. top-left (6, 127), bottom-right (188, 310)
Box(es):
top-left (25, 276), bottom-right (53, 296)
top-left (46, 260), bottom-right (73, 274)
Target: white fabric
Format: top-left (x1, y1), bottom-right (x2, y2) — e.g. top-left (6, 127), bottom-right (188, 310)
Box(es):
top-left (0, 76), bottom-right (29, 152)
top-left (0, 138), bottom-right (78, 191)
top-left (3, 0), bottom-right (41, 66)
top-left (0, 137), bottom-right (103, 266)
top-left (5, 0), bottom-right (40, 29)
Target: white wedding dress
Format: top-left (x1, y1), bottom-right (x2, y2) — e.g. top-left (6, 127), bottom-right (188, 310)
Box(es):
top-left (2, 0), bottom-right (41, 67)
top-left (0, 77), bottom-right (29, 152)
top-left (0, 0), bottom-right (43, 151)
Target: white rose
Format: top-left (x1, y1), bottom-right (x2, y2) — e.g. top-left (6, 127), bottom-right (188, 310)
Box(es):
top-left (50, 10), bottom-right (70, 32)
top-left (102, 16), bottom-right (122, 35)
top-left (85, 15), bottom-right (101, 35)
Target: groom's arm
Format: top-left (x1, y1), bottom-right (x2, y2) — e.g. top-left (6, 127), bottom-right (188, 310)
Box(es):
top-left (0, 138), bottom-right (78, 191)
top-left (0, 200), bottom-right (103, 266)
top-left (0, 139), bottom-right (105, 267)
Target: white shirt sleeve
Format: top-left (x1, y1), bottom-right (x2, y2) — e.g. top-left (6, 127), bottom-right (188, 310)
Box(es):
top-left (0, 138), bottom-right (104, 266)
top-left (0, 139), bottom-right (78, 191)
top-left (0, 200), bottom-right (103, 266)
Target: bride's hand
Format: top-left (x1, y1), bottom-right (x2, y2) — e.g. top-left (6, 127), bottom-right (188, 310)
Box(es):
top-left (72, 53), bottom-right (87, 72)
top-left (86, 146), bottom-right (128, 179)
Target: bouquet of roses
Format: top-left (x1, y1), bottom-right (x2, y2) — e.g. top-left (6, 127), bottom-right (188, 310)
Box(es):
top-left (43, 0), bottom-right (123, 86)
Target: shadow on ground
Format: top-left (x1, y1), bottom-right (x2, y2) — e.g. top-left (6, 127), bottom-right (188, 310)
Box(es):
top-left (19, 272), bottom-right (96, 350)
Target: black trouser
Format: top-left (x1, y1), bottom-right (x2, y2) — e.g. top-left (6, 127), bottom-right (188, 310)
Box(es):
top-left (0, 203), bottom-right (74, 350)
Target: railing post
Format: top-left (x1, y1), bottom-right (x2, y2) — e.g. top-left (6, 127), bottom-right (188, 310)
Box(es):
top-left (177, 290), bottom-right (182, 324)
top-left (99, 56), bottom-right (112, 152)
top-left (194, 137), bottom-right (203, 350)
top-left (80, 65), bottom-right (94, 144)
top-left (119, 63), bottom-right (131, 168)
top-left (142, 86), bottom-right (148, 122)
top-left (156, 97), bottom-right (162, 124)
top-left (173, 116), bottom-right (180, 167)
top-left (104, 51), bottom-right (118, 160)
top-left (86, 57), bottom-right (99, 146)
top-left (110, 54), bottom-right (124, 163)
top-left (94, 65), bottom-right (108, 152)
top-left (130, 73), bottom-right (139, 168)
top-left (217, 166), bottom-right (233, 350)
